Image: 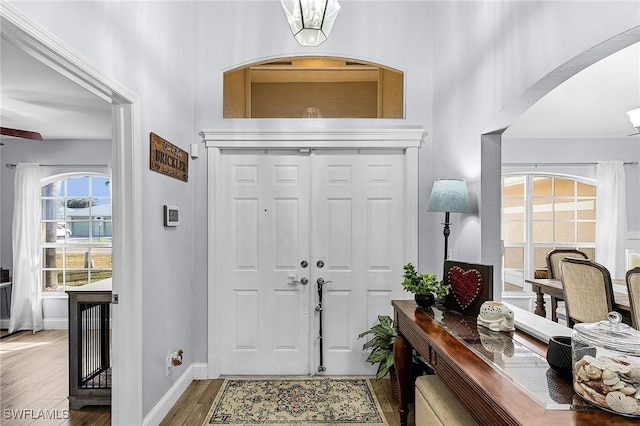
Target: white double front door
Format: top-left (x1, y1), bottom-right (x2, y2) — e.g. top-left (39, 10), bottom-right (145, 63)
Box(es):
top-left (215, 148), bottom-right (408, 375)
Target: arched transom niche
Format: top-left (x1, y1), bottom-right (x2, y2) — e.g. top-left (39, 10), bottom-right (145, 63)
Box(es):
top-left (223, 56), bottom-right (404, 119)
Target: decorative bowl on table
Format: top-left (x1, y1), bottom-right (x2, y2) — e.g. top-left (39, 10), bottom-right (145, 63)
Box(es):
top-left (546, 335), bottom-right (572, 378)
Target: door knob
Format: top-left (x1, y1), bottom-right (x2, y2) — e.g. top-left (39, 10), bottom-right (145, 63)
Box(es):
top-left (288, 275), bottom-right (309, 286)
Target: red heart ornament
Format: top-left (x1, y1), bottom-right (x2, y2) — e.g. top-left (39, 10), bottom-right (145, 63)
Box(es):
top-left (448, 266), bottom-right (483, 311)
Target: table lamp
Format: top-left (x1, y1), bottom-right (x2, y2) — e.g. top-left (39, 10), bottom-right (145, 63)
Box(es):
top-left (428, 178), bottom-right (470, 261)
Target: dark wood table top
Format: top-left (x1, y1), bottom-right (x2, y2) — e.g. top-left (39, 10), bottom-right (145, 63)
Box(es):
top-left (392, 299), bottom-right (639, 425)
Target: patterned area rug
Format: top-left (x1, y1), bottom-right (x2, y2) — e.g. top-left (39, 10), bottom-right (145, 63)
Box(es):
top-left (203, 377), bottom-right (389, 425)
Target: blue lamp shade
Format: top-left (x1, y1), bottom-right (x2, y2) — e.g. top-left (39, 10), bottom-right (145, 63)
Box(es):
top-left (428, 179), bottom-right (469, 213)
top-left (281, 0), bottom-right (341, 47)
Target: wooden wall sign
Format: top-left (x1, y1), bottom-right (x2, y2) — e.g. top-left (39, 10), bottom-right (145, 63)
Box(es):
top-left (150, 132), bottom-right (188, 182)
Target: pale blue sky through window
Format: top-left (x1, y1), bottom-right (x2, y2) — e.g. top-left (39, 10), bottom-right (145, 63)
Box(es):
top-left (66, 176), bottom-right (110, 199)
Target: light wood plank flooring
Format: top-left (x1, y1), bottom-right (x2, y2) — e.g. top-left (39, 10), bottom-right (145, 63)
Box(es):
top-left (1, 330), bottom-right (414, 425)
top-left (0, 330), bottom-right (110, 426)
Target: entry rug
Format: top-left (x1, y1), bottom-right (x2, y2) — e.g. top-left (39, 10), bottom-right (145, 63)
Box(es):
top-left (203, 377), bottom-right (389, 425)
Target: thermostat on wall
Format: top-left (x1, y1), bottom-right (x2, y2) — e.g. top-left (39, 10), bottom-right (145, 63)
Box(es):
top-left (164, 205), bottom-right (180, 227)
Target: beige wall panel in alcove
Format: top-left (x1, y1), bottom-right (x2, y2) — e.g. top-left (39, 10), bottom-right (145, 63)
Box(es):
top-left (381, 68), bottom-right (403, 118)
top-left (251, 82), bottom-right (378, 118)
top-left (223, 68), bottom-right (247, 118)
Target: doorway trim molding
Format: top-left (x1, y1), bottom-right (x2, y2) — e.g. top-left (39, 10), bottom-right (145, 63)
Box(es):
top-left (1, 4), bottom-right (143, 424)
top-left (202, 127), bottom-right (424, 378)
top-left (480, 26), bottom-right (640, 302)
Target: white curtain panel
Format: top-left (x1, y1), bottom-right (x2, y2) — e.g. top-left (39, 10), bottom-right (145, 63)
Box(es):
top-left (9, 163), bottom-right (43, 334)
top-left (595, 161), bottom-right (627, 279)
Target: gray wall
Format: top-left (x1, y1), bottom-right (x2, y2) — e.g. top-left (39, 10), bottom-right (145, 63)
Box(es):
top-left (5, 0), bottom-right (640, 419)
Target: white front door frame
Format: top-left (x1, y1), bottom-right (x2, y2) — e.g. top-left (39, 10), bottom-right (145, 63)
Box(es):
top-left (1, 4), bottom-right (143, 424)
top-left (203, 128), bottom-right (424, 378)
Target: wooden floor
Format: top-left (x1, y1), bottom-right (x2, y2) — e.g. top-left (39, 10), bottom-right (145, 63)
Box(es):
top-left (1, 330), bottom-right (414, 425)
top-left (0, 330), bottom-right (111, 426)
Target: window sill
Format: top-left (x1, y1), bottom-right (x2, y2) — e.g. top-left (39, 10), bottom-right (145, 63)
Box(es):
top-left (42, 293), bottom-right (68, 299)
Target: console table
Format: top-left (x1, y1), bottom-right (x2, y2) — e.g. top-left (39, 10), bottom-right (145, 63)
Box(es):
top-left (392, 299), bottom-right (636, 426)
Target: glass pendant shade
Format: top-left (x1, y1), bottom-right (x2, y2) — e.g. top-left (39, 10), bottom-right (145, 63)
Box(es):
top-left (281, 0), bottom-right (341, 47)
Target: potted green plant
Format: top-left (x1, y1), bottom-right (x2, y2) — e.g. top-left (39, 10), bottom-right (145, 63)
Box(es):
top-left (358, 314), bottom-right (396, 380)
top-left (402, 263), bottom-right (451, 307)
top-left (358, 315), bottom-right (431, 400)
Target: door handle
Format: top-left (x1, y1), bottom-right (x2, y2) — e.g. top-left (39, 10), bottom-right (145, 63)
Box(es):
top-left (288, 274), bottom-right (309, 286)
top-left (317, 277), bottom-right (333, 286)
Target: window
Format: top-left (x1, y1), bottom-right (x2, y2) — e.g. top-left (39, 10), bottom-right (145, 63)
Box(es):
top-left (41, 174), bottom-right (112, 293)
top-left (502, 175), bottom-right (596, 292)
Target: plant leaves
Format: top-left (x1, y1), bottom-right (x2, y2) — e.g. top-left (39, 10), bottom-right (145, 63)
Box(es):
top-left (364, 334), bottom-right (394, 349)
top-left (357, 330), bottom-right (373, 339)
top-left (376, 354), bottom-right (396, 380)
top-left (366, 347), bottom-right (392, 364)
top-left (378, 315), bottom-right (393, 327)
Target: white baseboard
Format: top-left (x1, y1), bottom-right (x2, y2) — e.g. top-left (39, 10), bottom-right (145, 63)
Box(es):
top-left (44, 318), bottom-right (68, 329)
top-left (0, 318), bottom-right (68, 330)
top-left (143, 362), bottom-right (208, 426)
top-left (192, 363), bottom-right (208, 380)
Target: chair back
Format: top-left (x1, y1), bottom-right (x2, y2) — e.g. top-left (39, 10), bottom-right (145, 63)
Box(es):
top-left (560, 258), bottom-right (615, 325)
top-left (546, 249), bottom-right (589, 279)
top-left (626, 267), bottom-right (640, 330)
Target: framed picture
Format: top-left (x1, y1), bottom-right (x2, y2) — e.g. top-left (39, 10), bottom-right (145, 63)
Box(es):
top-left (164, 205), bottom-right (180, 227)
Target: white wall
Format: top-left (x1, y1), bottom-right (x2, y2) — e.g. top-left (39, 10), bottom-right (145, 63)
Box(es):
top-left (5, 0), bottom-right (640, 420)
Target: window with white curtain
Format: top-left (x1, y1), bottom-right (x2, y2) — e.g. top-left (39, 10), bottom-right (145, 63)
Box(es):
top-left (40, 173), bottom-right (112, 293)
top-left (502, 174), bottom-right (596, 293)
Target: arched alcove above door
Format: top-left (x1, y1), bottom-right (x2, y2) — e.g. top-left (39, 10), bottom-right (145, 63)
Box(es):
top-left (223, 57), bottom-right (404, 119)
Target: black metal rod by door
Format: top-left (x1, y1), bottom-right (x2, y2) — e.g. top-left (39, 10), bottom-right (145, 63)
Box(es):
top-left (315, 279), bottom-right (325, 372)
top-left (315, 277), bottom-right (332, 372)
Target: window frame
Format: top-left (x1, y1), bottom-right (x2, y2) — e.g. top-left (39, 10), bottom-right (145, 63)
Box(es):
top-left (40, 172), bottom-right (112, 296)
top-left (502, 173), bottom-right (596, 294)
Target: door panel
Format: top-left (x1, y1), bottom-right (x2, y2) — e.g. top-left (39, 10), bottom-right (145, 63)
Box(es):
top-left (218, 151), bottom-right (311, 374)
top-left (311, 151), bottom-right (406, 374)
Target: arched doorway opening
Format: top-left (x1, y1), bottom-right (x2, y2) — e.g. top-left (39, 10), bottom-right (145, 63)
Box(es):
top-left (480, 27), bottom-right (640, 304)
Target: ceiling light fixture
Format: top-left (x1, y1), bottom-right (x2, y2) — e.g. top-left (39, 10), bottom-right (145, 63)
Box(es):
top-left (626, 108), bottom-right (640, 135)
top-left (281, 0), bottom-right (341, 47)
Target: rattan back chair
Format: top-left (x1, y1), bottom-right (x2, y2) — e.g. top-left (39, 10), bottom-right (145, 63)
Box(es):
top-left (545, 249), bottom-right (589, 323)
top-left (546, 248), bottom-right (589, 280)
top-left (626, 267), bottom-right (640, 330)
top-left (560, 257), bottom-right (615, 328)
